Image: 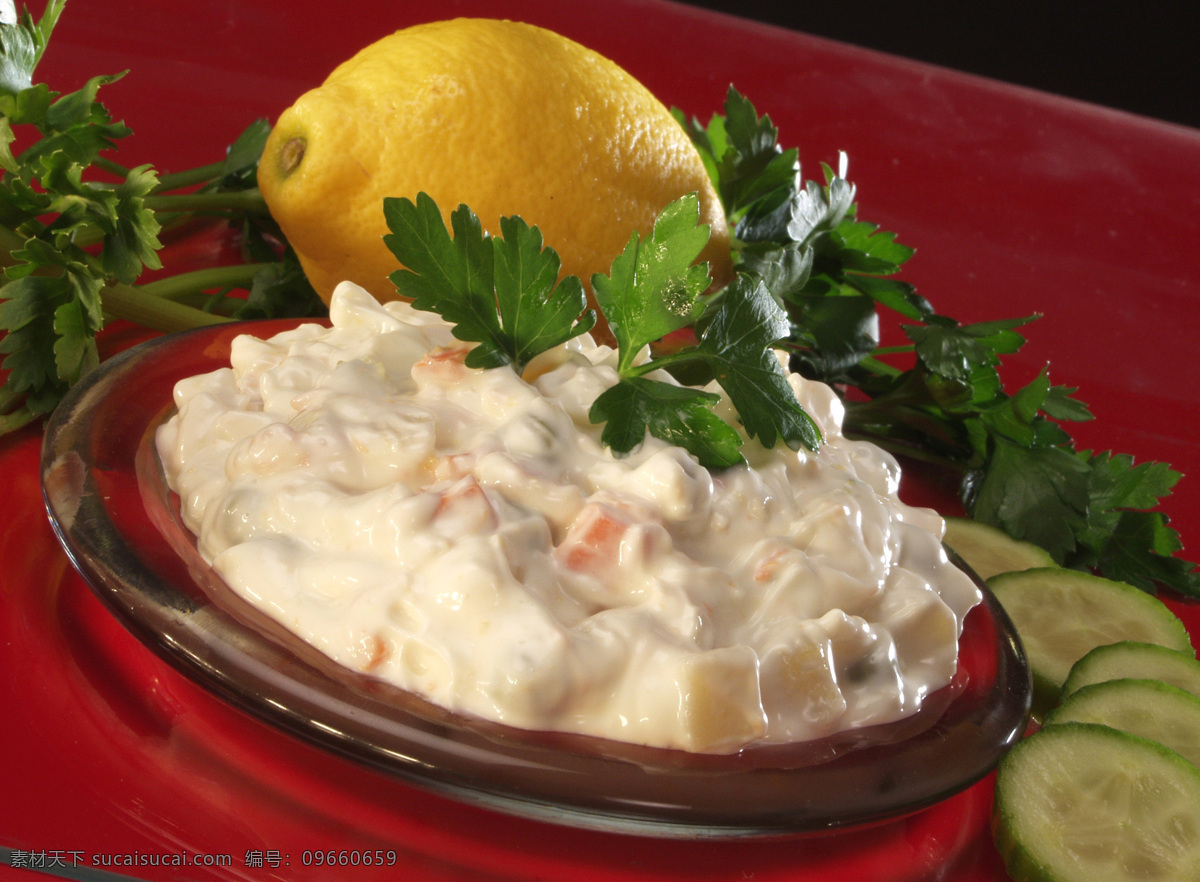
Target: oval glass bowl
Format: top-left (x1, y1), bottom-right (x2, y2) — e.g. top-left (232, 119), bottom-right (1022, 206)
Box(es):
top-left (41, 321), bottom-right (1031, 839)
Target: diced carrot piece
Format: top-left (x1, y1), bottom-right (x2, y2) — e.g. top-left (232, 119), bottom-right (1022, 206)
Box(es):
top-left (555, 503), bottom-right (631, 575)
top-left (412, 345), bottom-right (471, 384)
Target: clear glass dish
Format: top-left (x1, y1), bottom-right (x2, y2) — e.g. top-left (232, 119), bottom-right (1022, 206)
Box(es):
top-left (41, 320), bottom-right (1031, 839)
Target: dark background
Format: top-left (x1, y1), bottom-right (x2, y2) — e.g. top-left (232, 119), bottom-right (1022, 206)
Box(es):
top-left (680, 2), bottom-right (1200, 130)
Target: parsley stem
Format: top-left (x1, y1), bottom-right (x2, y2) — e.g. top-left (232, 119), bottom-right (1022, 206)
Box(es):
top-left (144, 189), bottom-right (268, 215)
top-left (101, 281), bottom-right (233, 333)
top-left (858, 354), bottom-right (905, 377)
top-left (91, 157), bottom-right (131, 179)
top-left (622, 349), bottom-right (698, 378)
top-left (137, 263), bottom-right (271, 301)
top-left (92, 158), bottom-right (226, 194)
top-left (153, 162), bottom-right (225, 193)
top-left (0, 384), bottom-right (38, 434)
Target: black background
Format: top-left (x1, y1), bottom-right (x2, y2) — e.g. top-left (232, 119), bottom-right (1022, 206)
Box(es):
top-left (680, 2), bottom-right (1199, 130)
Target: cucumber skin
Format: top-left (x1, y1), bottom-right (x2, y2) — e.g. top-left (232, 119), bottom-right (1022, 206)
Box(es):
top-left (988, 567), bottom-right (1194, 719)
top-left (1043, 677), bottom-right (1200, 767)
top-left (1061, 640), bottom-right (1200, 701)
top-left (992, 722), bottom-right (1200, 882)
top-left (1048, 676), bottom-right (1200, 725)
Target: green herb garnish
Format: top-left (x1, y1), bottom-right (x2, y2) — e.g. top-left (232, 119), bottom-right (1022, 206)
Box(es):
top-left (0, 1), bottom-right (322, 434)
top-left (383, 192), bottom-right (596, 372)
top-left (687, 86), bottom-right (1198, 597)
top-left (590, 193), bottom-right (819, 465)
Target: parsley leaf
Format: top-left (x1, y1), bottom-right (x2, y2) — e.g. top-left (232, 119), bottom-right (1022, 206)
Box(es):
top-left (674, 85), bottom-right (800, 240)
top-left (590, 193), bottom-right (820, 464)
top-left (1068, 452), bottom-right (1199, 595)
top-left (231, 248), bottom-right (325, 321)
top-left (592, 193), bottom-right (711, 373)
top-left (905, 314), bottom-right (1035, 386)
top-left (494, 213), bottom-right (597, 369)
top-left (694, 274), bottom-right (821, 450)
top-left (968, 437), bottom-right (1093, 562)
top-left (1085, 451), bottom-right (1182, 514)
top-left (384, 193), bottom-right (503, 367)
top-left (1094, 510), bottom-right (1198, 596)
top-left (0, 272), bottom-right (73, 431)
top-left (0, 0), bottom-right (61, 98)
top-left (590, 378), bottom-right (743, 469)
top-left (383, 192), bottom-right (595, 372)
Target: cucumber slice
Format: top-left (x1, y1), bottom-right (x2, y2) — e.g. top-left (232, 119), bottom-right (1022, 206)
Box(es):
top-left (988, 568), bottom-right (1193, 717)
top-left (1061, 640), bottom-right (1200, 702)
top-left (943, 517), bottom-right (1057, 581)
top-left (1044, 678), bottom-right (1200, 767)
top-left (993, 722), bottom-right (1200, 882)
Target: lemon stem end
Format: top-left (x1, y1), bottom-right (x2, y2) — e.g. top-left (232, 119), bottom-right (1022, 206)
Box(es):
top-left (278, 137), bottom-right (306, 176)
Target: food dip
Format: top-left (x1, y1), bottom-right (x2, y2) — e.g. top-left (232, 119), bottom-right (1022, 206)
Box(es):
top-left (157, 282), bottom-right (981, 754)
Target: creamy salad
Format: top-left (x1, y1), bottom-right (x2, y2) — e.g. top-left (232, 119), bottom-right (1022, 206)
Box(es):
top-left (157, 282), bottom-right (981, 754)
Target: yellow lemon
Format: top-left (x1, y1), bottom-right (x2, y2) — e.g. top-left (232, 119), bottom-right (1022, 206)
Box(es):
top-left (258, 18), bottom-right (732, 326)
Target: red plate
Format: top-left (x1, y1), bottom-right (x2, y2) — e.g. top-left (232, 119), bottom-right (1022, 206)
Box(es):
top-left (4, 0), bottom-right (1199, 879)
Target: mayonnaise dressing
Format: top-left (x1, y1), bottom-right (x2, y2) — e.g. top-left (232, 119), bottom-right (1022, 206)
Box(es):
top-left (157, 282), bottom-right (981, 754)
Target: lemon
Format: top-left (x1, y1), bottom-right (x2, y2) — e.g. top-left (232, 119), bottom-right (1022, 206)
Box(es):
top-left (258, 18), bottom-right (733, 324)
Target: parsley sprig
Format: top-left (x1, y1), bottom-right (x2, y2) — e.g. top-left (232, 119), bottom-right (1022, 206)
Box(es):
top-left (0, 2), bottom-right (322, 434)
top-left (383, 192), bottom-right (596, 372)
top-left (686, 86), bottom-right (1198, 598)
top-left (590, 194), bottom-right (820, 466)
